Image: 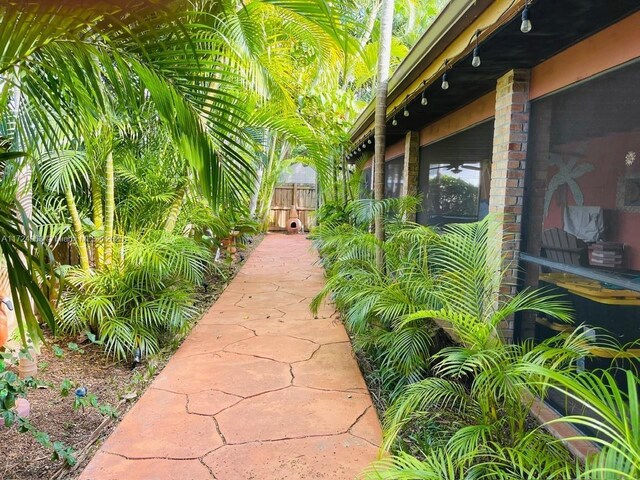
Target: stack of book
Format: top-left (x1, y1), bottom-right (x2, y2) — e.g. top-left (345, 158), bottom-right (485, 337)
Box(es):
top-left (588, 242), bottom-right (624, 269)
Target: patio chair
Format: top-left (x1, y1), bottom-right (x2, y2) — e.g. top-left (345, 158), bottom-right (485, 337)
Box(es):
top-left (541, 228), bottom-right (587, 267)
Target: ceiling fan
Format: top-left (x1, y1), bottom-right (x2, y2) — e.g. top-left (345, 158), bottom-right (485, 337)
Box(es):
top-left (430, 162), bottom-right (482, 174)
top-left (447, 163), bottom-right (481, 174)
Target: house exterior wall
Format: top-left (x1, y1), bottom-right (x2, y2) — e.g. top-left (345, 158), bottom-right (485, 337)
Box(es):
top-left (419, 91), bottom-right (496, 147)
top-left (357, 13), bottom-right (640, 341)
top-left (530, 11), bottom-right (640, 100)
top-left (350, 3), bottom-right (640, 455)
top-left (385, 139), bottom-right (405, 161)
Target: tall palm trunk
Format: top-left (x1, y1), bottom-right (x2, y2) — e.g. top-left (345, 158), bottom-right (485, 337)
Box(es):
top-left (342, 152), bottom-right (348, 205)
top-left (103, 151), bottom-right (115, 266)
top-left (65, 186), bottom-right (90, 271)
top-left (374, 0), bottom-right (395, 271)
top-left (249, 164), bottom-right (264, 216)
top-left (91, 177), bottom-right (104, 268)
top-left (164, 183), bottom-right (186, 234)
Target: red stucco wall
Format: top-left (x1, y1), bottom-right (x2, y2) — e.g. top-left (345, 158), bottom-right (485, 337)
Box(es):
top-left (544, 130), bottom-right (640, 269)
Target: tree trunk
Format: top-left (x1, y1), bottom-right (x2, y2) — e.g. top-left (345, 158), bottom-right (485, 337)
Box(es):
top-left (333, 155), bottom-right (339, 202)
top-left (374, 0), bottom-right (395, 271)
top-left (360, 0), bottom-right (382, 49)
top-left (342, 152), bottom-right (348, 206)
top-left (164, 183), bottom-right (186, 234)
top-left (91, 177), bottom-right (104, 269)
top-left (103, 151), bottom-right (115, 266)
top-left (65, 186), bottom-right (90, 271)
top-left (248, 164), bottom-right (264, 216)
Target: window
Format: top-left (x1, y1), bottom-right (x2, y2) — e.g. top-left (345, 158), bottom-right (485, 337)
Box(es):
top-left (520, 59), bottom-right (640, 419)
top-left (359, 159), bottom-right (405, 199)
top-left (426, 163), bottom-right (481, 219)
top-left (384, 156), bottom-right (404, 198)
top-left (418, 121), bottom-right (493, 226)
top-left (360, 166), bottom-right (372, 198)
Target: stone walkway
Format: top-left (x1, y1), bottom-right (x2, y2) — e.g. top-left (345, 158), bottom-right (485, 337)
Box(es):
top-left (80, 234), bottom-right (382, 479)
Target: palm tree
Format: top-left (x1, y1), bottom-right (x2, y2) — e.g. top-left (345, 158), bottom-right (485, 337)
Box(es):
top-left (373, 0), bottom-right (396, 270)
top-left (0, 0), bottom-right (353, 344)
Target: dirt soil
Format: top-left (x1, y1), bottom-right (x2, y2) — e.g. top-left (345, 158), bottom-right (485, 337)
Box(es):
top-left (0, 235), bottom-right (263, 480)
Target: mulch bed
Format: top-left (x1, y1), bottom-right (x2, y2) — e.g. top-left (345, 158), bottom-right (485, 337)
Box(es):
top-left (0, 235), bottom-right (263, 480)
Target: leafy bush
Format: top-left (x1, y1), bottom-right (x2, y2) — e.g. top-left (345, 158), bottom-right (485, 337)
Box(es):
top-left (314, 201), bottom-right (640, 479)
top-left (311, 197), bottom-right (439, 396)
top-left (57, 231), bottom-right (211, 359)
top-left (314, 201), bottom-right (349, 225)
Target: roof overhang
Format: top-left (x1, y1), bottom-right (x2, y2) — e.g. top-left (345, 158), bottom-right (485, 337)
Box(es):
top-left (347, 0), bottom-right (640, 161)
top-left (349, 0), bottom-right (495, 141)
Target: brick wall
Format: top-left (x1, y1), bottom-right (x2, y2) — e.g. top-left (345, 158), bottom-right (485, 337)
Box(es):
top-left (488, 69), bottom-right (531, 341)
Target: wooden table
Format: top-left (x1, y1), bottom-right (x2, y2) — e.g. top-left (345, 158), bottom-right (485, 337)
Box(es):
top-left (539, 272), bottom-right (640, 306)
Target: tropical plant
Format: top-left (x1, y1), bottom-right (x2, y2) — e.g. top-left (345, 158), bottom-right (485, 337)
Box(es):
top-left (1, 0), bottom-right (355, 346)
top-left (362, 438), bottom-right (577, 480)
top-left (57, 231), bottom-right (212, 359)
top-left (313, 212), bottom-right (637, 479)
top-left (312, 197), bottom-right (439, 396)
top-left (372, 219), bottom-right (586, 472)
top-left (536, 367), bottom-right (640, 480)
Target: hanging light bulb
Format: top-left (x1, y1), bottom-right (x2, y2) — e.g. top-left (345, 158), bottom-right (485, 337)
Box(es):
top-left (441, 72), bottom-right (449, 90)
top-left (403, 107), bottom-right (410, 117)
top-left (367, 138), bottom-right (372, 144)
top-left (472, 46), bottom-right (481, 67)
top-left (521, 1), bottom-right (532, 33)
top-left (392, 116), bottom-right (398, 126)
top-left (362, 143), bottom-right (366, 149)
top-left (420, 90), bottom-right (428, 106)
top-left (472, 33), bottom-right (481, 67)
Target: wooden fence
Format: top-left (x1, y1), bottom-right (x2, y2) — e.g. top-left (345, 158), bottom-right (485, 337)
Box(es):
top-left (268, 183), bottom-right (317, 231)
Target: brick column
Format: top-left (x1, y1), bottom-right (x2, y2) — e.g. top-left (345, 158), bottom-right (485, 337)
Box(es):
top-left (488, 69), bottom-right (531, 341)
top-left (402, 131), bottom-right (419, 221)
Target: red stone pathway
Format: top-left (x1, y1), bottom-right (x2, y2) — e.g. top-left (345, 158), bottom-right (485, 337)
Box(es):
top-left (80, 234), bottom-right (382, 479)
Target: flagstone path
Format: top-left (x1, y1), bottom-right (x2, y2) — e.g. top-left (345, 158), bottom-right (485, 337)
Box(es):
top-left (80, 234), bottom-right (382, 480)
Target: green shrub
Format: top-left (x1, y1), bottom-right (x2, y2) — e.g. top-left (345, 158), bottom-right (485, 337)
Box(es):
top-left (57, 231), bottom-right (211, 359)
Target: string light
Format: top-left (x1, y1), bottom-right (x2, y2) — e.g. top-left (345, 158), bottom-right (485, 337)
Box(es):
top-left (472, 31), bottom-right (481, 67)
top-left (367, 138), bottom-right (372, 144)
top-left (392, 115), bottom-right (398, 126)
top-left (441, 61), bottom-right (450, 90)
top-left (441, 72), bottom-right (449, 90)
top-left (521, 0), bottom-right (532, 33)
top-left (403, 107), bottom-right (410, 117)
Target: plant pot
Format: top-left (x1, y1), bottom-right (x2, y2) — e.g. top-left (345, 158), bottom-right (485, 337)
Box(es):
top-left (0, 398), bottom-right (30, 427)
top-left (18, 351), bottom-right (37, 379)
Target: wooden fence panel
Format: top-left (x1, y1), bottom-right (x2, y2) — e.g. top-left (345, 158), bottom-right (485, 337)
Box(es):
top-left (268, 183), bottom-right (317, 231)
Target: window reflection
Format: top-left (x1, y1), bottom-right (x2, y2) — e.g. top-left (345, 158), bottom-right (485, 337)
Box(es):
top-left (426, 163), bottom-right (481, 222)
